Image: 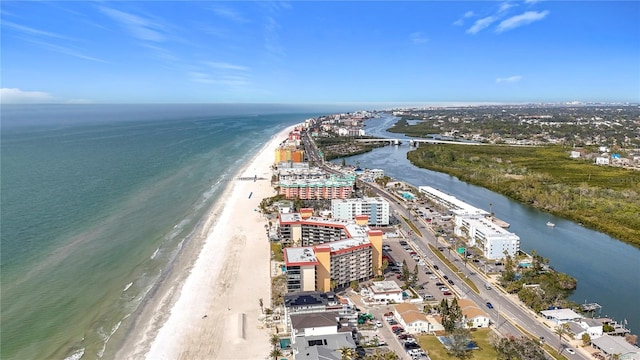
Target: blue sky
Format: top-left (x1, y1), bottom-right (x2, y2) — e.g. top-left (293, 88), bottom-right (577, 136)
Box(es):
top-left (1, 1), bottom-right (638, 105)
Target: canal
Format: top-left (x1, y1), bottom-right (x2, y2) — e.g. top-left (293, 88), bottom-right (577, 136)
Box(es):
top-left (337, 114), bottom-right (640, 332)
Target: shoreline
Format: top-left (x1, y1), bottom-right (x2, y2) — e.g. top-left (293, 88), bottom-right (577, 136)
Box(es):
top-left (117, 123), bottom-right (298, 359)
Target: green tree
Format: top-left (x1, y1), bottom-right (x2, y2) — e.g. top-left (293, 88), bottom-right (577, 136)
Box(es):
top-left (554, 323), bottom-right (570, 351)
top-left (581, 333), bottom-right (591, 346)
top-left (447, 328), bottom-right (473, 359)
top-left (492, 335), bottom-right (546, 360)
top-left (337, 346), bottom-right (355, 360)
top-left (350, 280), bottom-right (360, 292)
top-left (401, 260), bottom-right (410, 283)
top-left (440, 298), bottom-right (463, 333)
top-left (412, 264), bottom-right (419, 287)
top-left (269, 348), bottom-right (283, 360)
top-left (270, 334), bottom-right (280, 348)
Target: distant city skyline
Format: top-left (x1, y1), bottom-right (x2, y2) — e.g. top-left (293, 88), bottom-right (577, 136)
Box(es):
top-left (1, 1), bottom-right (638, 104)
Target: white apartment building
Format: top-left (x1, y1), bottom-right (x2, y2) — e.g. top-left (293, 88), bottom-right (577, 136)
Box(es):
top-left (331, 197), bottom-right (390, 226)
top-left (454, 212), bottom-right (520, 260)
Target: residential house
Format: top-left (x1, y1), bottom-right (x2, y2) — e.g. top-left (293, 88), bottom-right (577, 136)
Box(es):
top-left (394, 303), bottom-right (439, 334)
top-left (457, 299), bottom-right (490, 328)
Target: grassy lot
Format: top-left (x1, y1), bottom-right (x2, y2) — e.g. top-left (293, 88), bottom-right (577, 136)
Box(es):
top-left (417, 328), bottom-right (498, 360)
top-left (270, 242), bottom-right (284, 262)
top-left (428, 244), bottom-right (480, 294)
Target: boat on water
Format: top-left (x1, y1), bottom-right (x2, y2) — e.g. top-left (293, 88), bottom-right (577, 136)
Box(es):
top-left (546, 221), bottom-right (555, 227)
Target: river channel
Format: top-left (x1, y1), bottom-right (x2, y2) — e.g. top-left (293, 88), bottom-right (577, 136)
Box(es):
top-left (336, 114), bottom-right (640, 332)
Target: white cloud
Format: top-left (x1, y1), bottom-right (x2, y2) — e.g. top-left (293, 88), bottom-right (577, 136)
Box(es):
top-left (496, 10), bottom-right (549, 32)
top-left (0, 88), bottom-right (55, 103)
top-left (187, 72), bottom-right (250, 87)
top-left (499, 2), bottom-right (518, 13)
top-left (22, 38), bottom-right (108, 63)
top-left (0, 88), bottom-right (93, 104)
top-left (210, 5), bottom-right (249, 23)
top-left (453, 10), bottom-right (475, 26)
top-left (204, 61), bottom-right (249, 71)
top-left (2, 21), bottom-right (73, 40)
top-left (410, 32), bottom-right (428, 44)
top-left (188, 72), bottom-right (215, 84)
top-left (466, 16), bottom-right (498, 34)
top-left (99, 6), bottom-right (166, 42)
top-left (496, 75), bottom-right (523, 83)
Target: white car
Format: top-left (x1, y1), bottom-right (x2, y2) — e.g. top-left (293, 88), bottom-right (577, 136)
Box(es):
top-left (566, 348), bottom-right (575, 354)
top-left (375, 321), bottom-right (383, 328)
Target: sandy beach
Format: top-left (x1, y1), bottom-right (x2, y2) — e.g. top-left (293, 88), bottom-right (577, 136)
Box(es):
top-left (118, 124), bottom-right (297, 360)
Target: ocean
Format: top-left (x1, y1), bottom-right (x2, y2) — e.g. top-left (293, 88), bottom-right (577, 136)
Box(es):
top-left (0, 104), bottom-right (334, 360)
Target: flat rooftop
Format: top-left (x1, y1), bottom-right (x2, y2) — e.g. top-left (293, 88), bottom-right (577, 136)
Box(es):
top-left (327, 237), bottom-right (370, 253)
top-left (419, 186), bottom-right (489, 216)
top-left (369, 281), bottom-right (402, 293)
top-left (540, 308), bottom-right (583, 321)
top-left (284, 247), bottom-right (318, 265)
top-left (280, 213), bottom-right (303, 223)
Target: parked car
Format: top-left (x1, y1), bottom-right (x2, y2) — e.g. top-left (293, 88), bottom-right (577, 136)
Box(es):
top-left (443, 291), bottom-right (452, 295)
top-left (486, 302), bottom-right (494, 309)
top-left (566, 348), bottom-right (575, 354)
top-left (435, 282), bottom-right (444, 286)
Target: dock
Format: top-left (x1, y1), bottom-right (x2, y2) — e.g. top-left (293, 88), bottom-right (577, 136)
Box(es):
top-left (488, 216), bottom-right (510, 228)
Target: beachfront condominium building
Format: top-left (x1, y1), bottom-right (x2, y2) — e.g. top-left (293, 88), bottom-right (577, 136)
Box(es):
top-left (281, 213), bottom-right (383, 292)
top-left (453, 213), bottom-right (520, 260)
top-left (331, 197), bottom-right (390, 226)
top-left (277, 167), bottom-right (328, 181)
top-left (275, 147), bottom-right (305, 164)
top-left (278, 174), bottom-right (355, 200)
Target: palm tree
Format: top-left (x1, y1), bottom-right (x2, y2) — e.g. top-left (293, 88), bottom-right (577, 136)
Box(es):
top-left (259, 298), bottom-right (264, 314)
top-left (270, 333), bottom-right (280, 348)
top-left (337, 346), bottom-right (355, 360)
top-left (554, 323), bottom-right (570, 352)
top-left (269, 348), bottom-right (283, 360)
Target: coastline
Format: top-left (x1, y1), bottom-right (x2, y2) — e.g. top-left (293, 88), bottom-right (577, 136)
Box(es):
top-left (117, 123), bottom-right (298, 360)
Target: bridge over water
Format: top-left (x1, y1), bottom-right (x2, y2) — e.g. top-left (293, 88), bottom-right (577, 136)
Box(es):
top-left (355, 138), bottom-right (485, 146)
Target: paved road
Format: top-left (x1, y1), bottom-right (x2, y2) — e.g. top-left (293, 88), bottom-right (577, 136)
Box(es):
top-left (364, 181), bottom-right (584, 359)
top-left (302, 129), bottom-right (584, 359)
